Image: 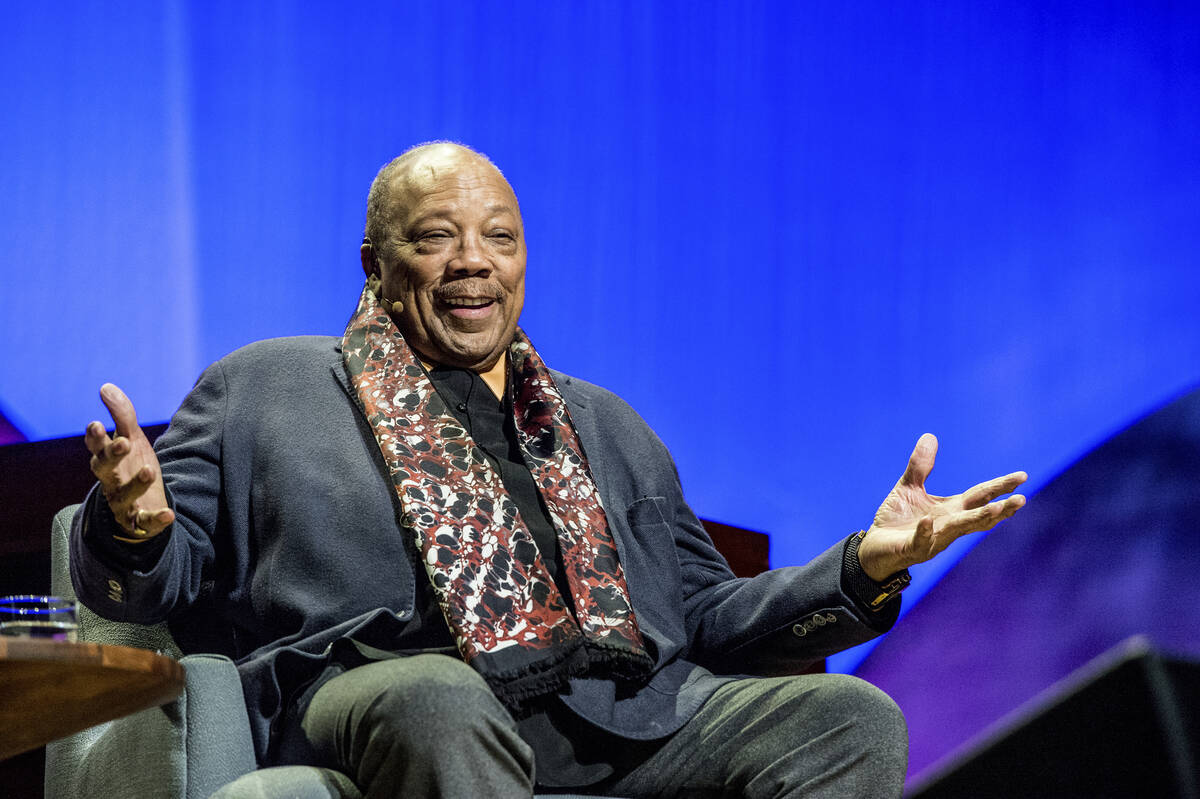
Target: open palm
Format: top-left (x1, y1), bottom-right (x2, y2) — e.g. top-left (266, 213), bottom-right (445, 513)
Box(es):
top-left (857, 434), bottom-right (1027, 581)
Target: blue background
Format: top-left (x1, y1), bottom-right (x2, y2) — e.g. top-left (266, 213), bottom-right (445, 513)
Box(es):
top-left (2, 1), bottom-right (1198, 678)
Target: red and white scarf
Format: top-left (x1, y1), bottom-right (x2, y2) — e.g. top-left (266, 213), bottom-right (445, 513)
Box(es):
top-left (341, 286), bottom-right (652, 707)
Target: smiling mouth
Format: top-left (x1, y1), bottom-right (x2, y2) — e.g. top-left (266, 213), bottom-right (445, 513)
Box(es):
top-left (439, 296), bottom-right (499, 320)
top-left (441, 297), bottom-right (495, 309)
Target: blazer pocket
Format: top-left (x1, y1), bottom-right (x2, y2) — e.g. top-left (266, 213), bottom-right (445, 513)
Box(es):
top-left (620, 497), bottom-right (685, 656)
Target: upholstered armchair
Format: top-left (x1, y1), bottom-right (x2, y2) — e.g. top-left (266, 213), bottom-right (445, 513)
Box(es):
top-left (46, 505), bottom-right (622, 798)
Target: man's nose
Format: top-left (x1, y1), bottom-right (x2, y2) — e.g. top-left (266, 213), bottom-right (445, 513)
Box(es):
top-left (448, 234), bottom-right (491, 275)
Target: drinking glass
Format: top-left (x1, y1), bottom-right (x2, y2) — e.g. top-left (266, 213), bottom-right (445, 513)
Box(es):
top-left (0, 595), bottom-right (78, 642)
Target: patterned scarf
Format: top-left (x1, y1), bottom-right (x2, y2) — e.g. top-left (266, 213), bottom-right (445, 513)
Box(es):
top-left (341, 286), bottom-right (652, 708)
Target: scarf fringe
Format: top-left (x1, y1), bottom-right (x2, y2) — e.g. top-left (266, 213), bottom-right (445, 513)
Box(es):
top-left (486, 638), bottom-right (657, 714)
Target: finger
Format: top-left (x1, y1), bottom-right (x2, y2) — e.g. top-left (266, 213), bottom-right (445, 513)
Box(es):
top-left (944, 495), bottom-right (1026, 539)
top-left (101, 470), bottom-right (156, 509)
top-left (100, 383), bottom-right (141, 440)
top-left (89, 436), bottom-right (134, 485)
top-left (114, 507), bottom-right (175, 544)
top-left (104, 454), bottom-right (164, 500)
top-left (910, 514), bottom-right (936, 561)
top-left (961, 471), bottom-right (1029, 509)
top-left (84, 420), bottom-right (113, 456)
top-left (131, 507), bottom-right (175, 535)
top-left (91, 454), bottom-right (117, 487)
top-left (899, 433), bottom-right (938, 487)
top-left (129, 506), bottom-right (175, 532)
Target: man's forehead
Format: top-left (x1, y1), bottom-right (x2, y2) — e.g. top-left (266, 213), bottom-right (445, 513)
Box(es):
top-left (400, 162), bottom-right (505, 197)
top-left (396, 146), bottom-right (498, 188)
top-left (390, 151), bottom-right (519, 216)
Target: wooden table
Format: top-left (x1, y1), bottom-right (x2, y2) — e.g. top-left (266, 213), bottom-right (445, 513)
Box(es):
top-left (0, 637), bottom-right (184, 760)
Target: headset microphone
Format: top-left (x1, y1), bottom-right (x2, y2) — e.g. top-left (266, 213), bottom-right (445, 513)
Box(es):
top-left (366, 274), bottom-right (404, 315)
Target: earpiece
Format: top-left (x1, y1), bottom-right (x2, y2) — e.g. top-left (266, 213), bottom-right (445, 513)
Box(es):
top-left (366, 273), bottom-right (404, 315)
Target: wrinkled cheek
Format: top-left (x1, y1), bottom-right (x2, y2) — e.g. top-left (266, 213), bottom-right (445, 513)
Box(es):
top-left (394, 305), bottom-right (437, 352)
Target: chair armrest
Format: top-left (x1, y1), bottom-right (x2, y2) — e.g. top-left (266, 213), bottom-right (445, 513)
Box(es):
top-left (44, 654), bottom-right (257, 799)
top-left (180, 653), bottom-right (259, 799)
top-left (44, 690), bottom-right (187, 799)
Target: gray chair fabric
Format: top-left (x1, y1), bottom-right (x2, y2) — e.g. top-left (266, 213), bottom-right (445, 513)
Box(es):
top-left (45, 505), bottom-right (361, 799)
top-left (45, 504), bottom-right (624, 799)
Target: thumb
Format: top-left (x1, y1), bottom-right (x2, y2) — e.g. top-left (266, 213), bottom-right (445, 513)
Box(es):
top-left (899, 433), bottom-right (938, 487)
top-left (99, 383), bottom-right (141, 439)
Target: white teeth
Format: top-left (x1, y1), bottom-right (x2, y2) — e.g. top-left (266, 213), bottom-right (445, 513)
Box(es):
top-left (444, 297), bottom-right (492, 308)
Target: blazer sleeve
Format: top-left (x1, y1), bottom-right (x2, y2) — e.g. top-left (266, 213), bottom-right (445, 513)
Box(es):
top-left (672, 480), bottom-right (900, 673)
top-left (70, 360), bottom-right (228, 624)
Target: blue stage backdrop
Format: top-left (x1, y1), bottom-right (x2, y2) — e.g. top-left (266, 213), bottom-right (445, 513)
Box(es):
top-left (2, 1), bottom-right (1198, 673)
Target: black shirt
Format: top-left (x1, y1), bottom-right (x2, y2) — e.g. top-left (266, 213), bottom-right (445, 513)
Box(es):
top-left (425, 365), bottom-right (574, 604)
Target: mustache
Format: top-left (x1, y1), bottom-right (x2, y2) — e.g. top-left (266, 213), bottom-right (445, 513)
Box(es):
top-left (432, 280), bottom-right (505, 303)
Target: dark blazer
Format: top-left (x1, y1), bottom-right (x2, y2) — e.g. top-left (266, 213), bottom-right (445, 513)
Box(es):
top-left (71, 336), bottom-right (896, 763)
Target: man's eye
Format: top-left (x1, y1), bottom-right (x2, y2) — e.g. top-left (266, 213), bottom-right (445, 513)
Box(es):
top-left (413, 231), bottom-right (451, 253)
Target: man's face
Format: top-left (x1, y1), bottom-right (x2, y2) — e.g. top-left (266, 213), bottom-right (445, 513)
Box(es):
top-left (367, 151), bottom-right (526, 371)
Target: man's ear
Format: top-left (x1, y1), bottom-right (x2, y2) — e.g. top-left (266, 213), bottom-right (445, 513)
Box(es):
top-left (359, 242), bottom-right (376, 279)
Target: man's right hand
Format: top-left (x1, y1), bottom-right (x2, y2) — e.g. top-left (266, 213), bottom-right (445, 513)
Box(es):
top-left (84, 383), bottom-right (175, 544)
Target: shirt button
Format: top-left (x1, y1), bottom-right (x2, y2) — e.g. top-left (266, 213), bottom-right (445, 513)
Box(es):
top-left (456, 402), bottom-right (467, 412)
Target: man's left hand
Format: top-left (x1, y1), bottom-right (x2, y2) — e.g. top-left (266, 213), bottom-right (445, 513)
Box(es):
top-left (857, 433), bottom-right (1026, 582)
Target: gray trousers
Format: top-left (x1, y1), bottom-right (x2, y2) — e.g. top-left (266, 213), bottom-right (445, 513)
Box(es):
top-left (290, 654), bottom-right (907, 799)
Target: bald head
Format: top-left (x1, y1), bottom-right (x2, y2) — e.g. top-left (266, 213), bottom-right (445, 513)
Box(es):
top-left (364, 142), bottom-right (509, 255)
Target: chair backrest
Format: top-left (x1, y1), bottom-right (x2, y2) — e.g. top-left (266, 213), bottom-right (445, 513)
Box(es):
top-left (50, 504), bottom-right (182, 656)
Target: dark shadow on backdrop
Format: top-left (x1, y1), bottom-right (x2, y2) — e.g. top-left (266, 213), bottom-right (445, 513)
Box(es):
top-left (856, 384), bottom-right (1200, 782)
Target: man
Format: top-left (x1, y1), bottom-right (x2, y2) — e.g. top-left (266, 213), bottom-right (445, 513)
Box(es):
top-left (74, 142), bottom-right (1026, 798)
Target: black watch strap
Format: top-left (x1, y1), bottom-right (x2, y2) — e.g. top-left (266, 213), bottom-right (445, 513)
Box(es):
top-left (844, 530), bottom-right (911, 610)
